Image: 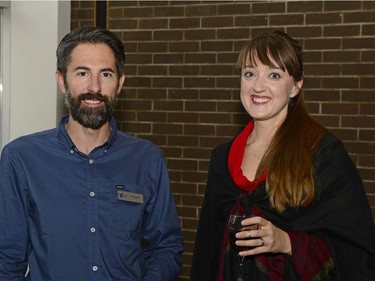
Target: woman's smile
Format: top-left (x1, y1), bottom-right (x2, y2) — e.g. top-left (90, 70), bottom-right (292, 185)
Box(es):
top-left (251, 95), bottom-right (271, 105)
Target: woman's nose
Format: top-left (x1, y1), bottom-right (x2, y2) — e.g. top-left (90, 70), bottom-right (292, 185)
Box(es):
top-left (252, 76), bottom-right (266, 93)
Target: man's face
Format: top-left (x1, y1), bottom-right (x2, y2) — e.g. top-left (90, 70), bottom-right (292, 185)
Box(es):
top-left (63, 89), bottom-right (117, 130)
top-left (57, 43), bottom-right (124, 129)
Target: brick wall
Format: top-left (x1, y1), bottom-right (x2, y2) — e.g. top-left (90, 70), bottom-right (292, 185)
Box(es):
top-left (71, 1), bottom-right (375, 280)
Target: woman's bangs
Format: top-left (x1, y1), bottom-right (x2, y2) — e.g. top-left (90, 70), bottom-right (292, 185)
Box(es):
top-left (253, 45), bottom-right (284, 71)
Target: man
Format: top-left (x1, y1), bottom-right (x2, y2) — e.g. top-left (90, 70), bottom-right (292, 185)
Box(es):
top-left (0, 26), bottom-right (183, 281)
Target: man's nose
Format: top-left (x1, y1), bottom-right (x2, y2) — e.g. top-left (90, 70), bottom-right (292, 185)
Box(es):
top-left (88, 76), bottom-right (101, 93)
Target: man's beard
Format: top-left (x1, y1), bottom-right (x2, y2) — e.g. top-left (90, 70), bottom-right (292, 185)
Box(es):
top-left (64, 91), bottom-right (117, 130)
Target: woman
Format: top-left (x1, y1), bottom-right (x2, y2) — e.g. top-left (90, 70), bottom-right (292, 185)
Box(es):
top-left (190, 31), bottom-right (375, 281)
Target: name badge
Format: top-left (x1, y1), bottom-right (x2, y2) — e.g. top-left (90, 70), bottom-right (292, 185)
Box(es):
top-left (117, 190), bottom-right (144, 203)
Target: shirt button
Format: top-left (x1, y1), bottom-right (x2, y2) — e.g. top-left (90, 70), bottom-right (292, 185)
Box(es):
top-left (90, 227), bottom-right (96, 233)
top-left (70, 149), bottom-right (74, 154)
top-left (89, 159), bottom-right (94, 164)
top-left (90, 192), bottom-right (95, 197)
top-left (92, 266), bottom-right (98, 271)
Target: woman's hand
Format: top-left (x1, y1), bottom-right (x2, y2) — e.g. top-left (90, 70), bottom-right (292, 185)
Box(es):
top-left (235, 216), bottom-right (292, 256)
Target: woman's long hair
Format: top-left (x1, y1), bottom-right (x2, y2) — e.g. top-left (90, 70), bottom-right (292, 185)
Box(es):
top-left (236, 31), bottom-right (326, 212)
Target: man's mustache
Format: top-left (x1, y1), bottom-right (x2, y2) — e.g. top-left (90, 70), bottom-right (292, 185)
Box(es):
top-left (78, 93), bottom-right (109, 103)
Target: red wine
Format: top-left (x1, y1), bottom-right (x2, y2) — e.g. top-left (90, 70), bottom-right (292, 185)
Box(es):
top-left (228, 215), bottom-right (259, 253)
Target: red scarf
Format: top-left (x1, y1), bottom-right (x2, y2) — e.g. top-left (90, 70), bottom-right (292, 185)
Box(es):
top-left (228, 120), bottom-right (266, 191)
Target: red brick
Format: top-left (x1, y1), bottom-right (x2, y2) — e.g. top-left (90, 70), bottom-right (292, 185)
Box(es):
top-left (344, 11), bottom-right (375, 23)
top-left (201, 40), bottom-right (233, 52)
top-left (154, 6), bottom-right (184, 17)
top-left (170, 65), bottom-right (200, 76)
top-left (342, 63), bottom-right (375, 75)
top-left (218, 3), bottom-right (250, 15)
top-left (287, 1), bottom-right (323, 12)
top-left (305, 38), bottom-right (341, 50)
top-left (122, 7), bottom-right (153, 17)
top-left (154, 100), bottom-right (184, 111)
top-left (169, 42), bottom-right (200, 52)
top-left (168, 112), bottom-right (199, 123)
top-left (360, 104), bottom-right (375, 115)
top-left (304, 64), bottom-right (341, 75)
top-left (341, 90), bottom-right (375, 102)
top-left (286, 26), bottom-right (322, 38)
top-left (342, 116), bottom-right (375, 129)
top-left (184, 77), bottom-right (216, 88)
top-left (185, 101), bottom-right (216, 112)
top-left (361, 78), bottom-right (375, 89)
top-left (153, 77), bottom-right (183, 88)
top-left (217, 28), bottom-right (250, 40)
top-left (306, 12), bottom-right (343, 25)
top-left (270, 14), bottom-right (304, 26)
top-left (359, 129), bottom-right (375, 142)
top-left (324, 25), bottom-right (360, 37)
top-left (123, 30), bottom-right (152, 41)
top-left (322, 77), bottom-right (359, 89)
top-left (185, 29), bottom-right (216, 40)
top-left (329, 128), bottom-right (358, 141)
top-left (343, 37), bottom-right (375, 49)
top-left (252, 2), bottom-right (286, 14)
top-left (138, 65), bottom-right (168, 76)
top-left (185, 4), bottom-right (217, 17)
top-left (138, 18), bottom-right (168, 29)
top-left (363, 24), bottom-right (375, 35)
top-left (202, 16), bottom-right (234, 28)
top-left (137, 112), bottom-right (167, 122)
top-left (109, 19), bottom-right (137, 29)
top-left (153, 123), bottom-right (183, 135)
top-left (235, 15), bottom-right (268, 27)
top-left (153, 54), bottom-right (184, 64)
top-left (314, 115), bottom-right (340, 127)
top-left (153, 30), bottom-right (183, 41)
top-left (324, 1), bottom-right (361, 11)
top-left (323, 50), bottom-right (360, 62)
top-left (170, 18), bottom-right (200, 29)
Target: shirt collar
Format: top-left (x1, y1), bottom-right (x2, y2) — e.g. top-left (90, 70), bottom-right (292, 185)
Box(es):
top-left (57, 114), bottom-right (118, 152)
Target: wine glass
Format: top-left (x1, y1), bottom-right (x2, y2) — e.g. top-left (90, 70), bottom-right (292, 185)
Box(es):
top-left (228, 214), bottom-right (259, 281)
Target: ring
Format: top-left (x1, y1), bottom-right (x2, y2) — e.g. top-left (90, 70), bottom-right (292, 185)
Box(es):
top-left (260, 237), bottom-right (265, 247)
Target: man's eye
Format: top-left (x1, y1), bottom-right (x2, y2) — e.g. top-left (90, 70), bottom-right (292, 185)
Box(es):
top-left (77, 72), bottom-right (88, 77)
top-left (102, 72), bottom-right (113, 78)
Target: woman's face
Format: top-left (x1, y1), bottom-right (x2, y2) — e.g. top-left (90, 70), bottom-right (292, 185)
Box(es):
top-left (240, 57), bottom-right (303, 126)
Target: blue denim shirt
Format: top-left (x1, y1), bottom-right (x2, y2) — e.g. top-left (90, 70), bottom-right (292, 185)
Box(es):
top-left (0, 115), bottom-right (183, 281)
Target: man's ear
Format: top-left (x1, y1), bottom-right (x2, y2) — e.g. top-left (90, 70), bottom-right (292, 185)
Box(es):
top-left (116, 73), bottom-right (125, 96)
top-left (55, 71), bottom-right (66, 94)
top-left (290, 78), bottom-right (303, 98)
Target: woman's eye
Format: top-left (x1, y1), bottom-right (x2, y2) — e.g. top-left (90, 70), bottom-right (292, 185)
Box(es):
top-left (244, 71), bottom-right (254, 78)
top-left (270, 73), bottom-right (281, 79)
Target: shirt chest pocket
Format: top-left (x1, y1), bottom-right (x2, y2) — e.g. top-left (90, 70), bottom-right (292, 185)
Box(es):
top-left (110, 184), bottom-right (149, 232)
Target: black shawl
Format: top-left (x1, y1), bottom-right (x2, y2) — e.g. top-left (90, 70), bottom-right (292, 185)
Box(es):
top-left (190, 132), bottom-right (375, 281)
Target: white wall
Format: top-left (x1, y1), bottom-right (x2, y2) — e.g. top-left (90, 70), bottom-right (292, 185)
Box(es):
top-left (0, 1), bottom-right (11, 149)
top-left (6, 0), bottom-right (70, 143)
